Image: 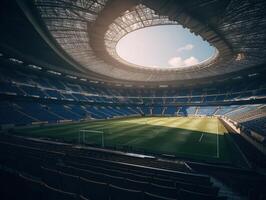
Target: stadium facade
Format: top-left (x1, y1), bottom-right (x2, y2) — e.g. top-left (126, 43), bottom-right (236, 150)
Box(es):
top-left (0, 1), bottom-right (265, 200)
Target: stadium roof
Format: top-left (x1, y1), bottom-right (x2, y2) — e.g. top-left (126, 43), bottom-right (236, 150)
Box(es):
top-left (2, 0), bottom-right (266, 85)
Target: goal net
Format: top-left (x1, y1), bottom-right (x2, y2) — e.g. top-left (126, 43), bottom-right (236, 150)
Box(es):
top-left (78, 129), bottom-right (104, 147)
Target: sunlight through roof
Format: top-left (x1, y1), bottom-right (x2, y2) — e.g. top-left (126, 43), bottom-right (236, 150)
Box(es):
top-left (116, 25), bottom-right (216, 69)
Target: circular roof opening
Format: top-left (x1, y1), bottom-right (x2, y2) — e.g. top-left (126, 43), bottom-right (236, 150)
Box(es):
top-left (116, 25), bottom-right (217, 70)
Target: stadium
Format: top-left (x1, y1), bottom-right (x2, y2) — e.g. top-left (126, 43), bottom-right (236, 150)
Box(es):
top-left (0, 0), bottom-right (265, 199)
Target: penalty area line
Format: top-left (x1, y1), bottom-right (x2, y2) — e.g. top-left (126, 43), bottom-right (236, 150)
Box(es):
top-left (198, 133), bottom-right (204, 142)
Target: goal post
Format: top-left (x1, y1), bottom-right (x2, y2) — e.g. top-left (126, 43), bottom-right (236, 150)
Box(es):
top-left (79, 129), bottom-right (105, 147)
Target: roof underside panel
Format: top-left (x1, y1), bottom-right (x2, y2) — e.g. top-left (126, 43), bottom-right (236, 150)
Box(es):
top-left (10, 0), bottom-right (266, 83)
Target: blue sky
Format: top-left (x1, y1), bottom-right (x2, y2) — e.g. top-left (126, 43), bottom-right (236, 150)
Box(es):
top-left (116, 25), bottom-right (215, 68)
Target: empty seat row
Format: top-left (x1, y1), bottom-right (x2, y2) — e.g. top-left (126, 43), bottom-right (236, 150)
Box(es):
top-left (0, 168), bottom-right (225, 200)
top-left (0, 136), bottom-right (224, 200)
top-left (58, 162), bottom-right (218, 196)
top-left (64, 156), bottom-right (212, 187)
top-left (41, 166), bottom-right (222, 200)
top-left (0, 169), bottom-right (88, 200)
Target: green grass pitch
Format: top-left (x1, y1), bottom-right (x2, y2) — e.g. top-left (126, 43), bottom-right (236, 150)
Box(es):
top-left (14, 116), bottom-right (248, 166)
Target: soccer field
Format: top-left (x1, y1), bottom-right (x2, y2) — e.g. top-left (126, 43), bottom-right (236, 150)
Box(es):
top-left (14, 116), bottom-right (248, 166)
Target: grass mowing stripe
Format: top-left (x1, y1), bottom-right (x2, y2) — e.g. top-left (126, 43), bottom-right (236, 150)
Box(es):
top-left (13, 116), bottom-right (248, 166)
top-left (124, 119), bottom-right (177, 146)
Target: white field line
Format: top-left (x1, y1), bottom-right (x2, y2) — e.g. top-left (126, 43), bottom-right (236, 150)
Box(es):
top-left (216, 120), bottom-right (220, 158)
top-left (198, 133), bottom-right (204, 142)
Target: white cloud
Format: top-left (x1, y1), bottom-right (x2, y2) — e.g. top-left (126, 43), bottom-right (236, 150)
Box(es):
top-left (168, 57), bottom-right (184, 67)
top-left (184, 56), bottom-right (199, 66)
top-left (176, 44), bottom-right (194, 53)
top-left (168, 56), bottom-right (199, 67)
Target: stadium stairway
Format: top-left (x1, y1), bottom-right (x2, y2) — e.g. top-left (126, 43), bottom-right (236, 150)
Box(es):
top-left (210, 177), bottom-right (247, 200)
top-left (220, 119), bottom-right (266, 170)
